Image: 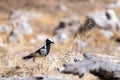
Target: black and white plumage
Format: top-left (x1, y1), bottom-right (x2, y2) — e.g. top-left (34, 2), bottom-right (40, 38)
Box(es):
top-left (22, 39), bottom-right (54, 61)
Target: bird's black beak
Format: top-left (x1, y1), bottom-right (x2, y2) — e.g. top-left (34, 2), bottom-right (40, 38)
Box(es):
top-left (51, 42), bottom-right (55, 44)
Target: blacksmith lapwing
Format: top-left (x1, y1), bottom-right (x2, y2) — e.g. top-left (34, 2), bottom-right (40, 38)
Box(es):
top-left (22, 39), bottom-right (54, 61)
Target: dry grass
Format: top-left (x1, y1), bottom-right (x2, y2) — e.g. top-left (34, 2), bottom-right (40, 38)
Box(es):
top-left (0, 0), bottom-right (120, 80)
top-left (0, 32), bottom-right (119, 79)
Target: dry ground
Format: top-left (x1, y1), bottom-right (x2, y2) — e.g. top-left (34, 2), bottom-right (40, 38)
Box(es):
top-left (0, 0), bottom-right (120, 80)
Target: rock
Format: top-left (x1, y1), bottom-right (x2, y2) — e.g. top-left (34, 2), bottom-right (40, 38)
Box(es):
top-left (74, 39), bottom-right (87, 49)
top-left (74, 58), bottom-right (81, 62)
top-left (54, 17), bottom-right (80, 36)
top-left (37, 34), bottom-right (47, 42)
top-left (58, 53), bottom-right (120, 80)
top-left (63, 53), bottom-right (81, 63)
top-left (52, 33), bottom-right (68, 43)
top-left (116, 46), bottom-right (120, 52)
top-left (8, 21), bottom-right (33, 43)
top-left (0, 25), bottom-right (12, 33)
top-left (7, 60), bottom-right (14, 67)
top-left (8, 10), bottom-right (39, 21)
top-left (79, 17), bottom-right (96, 33)
top-left (29, 38), bottom-right (37, 44)
top-left (89, 9), bottom-right (120, 30)
top-left (8, 24), bottom-right (33, 43)
top-left (49, 4), bottom-right (68, 12)
top-left (90, 0), bottom-right (95, 4)
top-left (18, 21), bottom-right (33, 35)
top-left (100, 30), bottom-right (113, 39)
top-left (108, 0), bottom-right (120, 8)
top-left (53, 17), bottom-right (81, 43)
top-left (59, 4), bottom-right (68, 12)
top-left (12, 18), bottom-right (33, 35)
top-left (8, 10), bottom-right (39, 35)
top-left (0, 75), bottom-right (63, 80)
top-left (7, 10), bottom-right (36, 43)
top-left (0, 42), bottom-right (6, 47)
top-left (8, 28), bottom-right (24, 43)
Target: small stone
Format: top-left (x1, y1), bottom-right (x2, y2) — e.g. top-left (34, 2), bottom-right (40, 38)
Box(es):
top-left (0, 25), bottom-right (12, 33)
top-left (75, 39), bottom-right (87, 49)
top-left (29, 38), bottom-right (37, 44)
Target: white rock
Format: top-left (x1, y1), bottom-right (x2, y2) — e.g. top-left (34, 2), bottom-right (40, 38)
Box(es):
top-left (53, 17), bottom-right (80, 43)
top-left (11, 17), bottom-right (33, 35)
top-left (90, 0), bottom-right (95, 4)
top-left (0, 42), bottom-right (5, 47)
top-left (8, 19), bottom-right (33, 43)
top-left (7, 60), bottom-right (14, 67)
top-left (9, 10), bottom-right (40, 21)
top-left (37, 34), bottom-right (47, 41)
top-left (57, 67), bottom-right (65, 72)
top-left (52, 33), bottom-right (68, 43)
top-left (0, 25), bottom-right (12, 33)
top-left (116, 0), bottom-right (120, 6)
top-left (100, 30), bottom-right (113, 39)
top-left (29, 38), bottom-right (37, 44)
top-left (108, 0), bottom-right (120, 8)
top-left (19, 21), bottom-right (33, 35)
top-left (89, 9), bottom-right (120, 30)
top-left (74, 39), bottom-right (87, 49)
top-left (8, 28), bottom-right (24, 43)
top-left (116, 46), bottom-right (120, 52)
top-left (59, 4), bottom-right (68, 12)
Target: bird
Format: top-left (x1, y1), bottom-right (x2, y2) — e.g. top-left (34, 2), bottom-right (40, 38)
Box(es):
top-left (22, 39), bottom-right (54, 61)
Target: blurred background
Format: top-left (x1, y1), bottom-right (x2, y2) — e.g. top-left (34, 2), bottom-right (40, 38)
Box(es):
top-left (0, 0), bottom-right (120, 80)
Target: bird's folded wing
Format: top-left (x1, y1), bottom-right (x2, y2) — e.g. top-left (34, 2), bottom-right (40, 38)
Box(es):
top-left (40, 48), bottom-right (47, 56)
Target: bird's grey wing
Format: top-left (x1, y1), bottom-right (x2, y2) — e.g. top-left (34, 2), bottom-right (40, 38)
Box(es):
top-left (35, 46), bottom-right (45, 53)
top-left (40, 48), bottom-right (47, 56)
top-left (35, 45), bottom-right (47, 56)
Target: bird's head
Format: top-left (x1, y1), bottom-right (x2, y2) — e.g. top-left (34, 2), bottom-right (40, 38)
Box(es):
top-left (46, 39), bottom-right (54, 44)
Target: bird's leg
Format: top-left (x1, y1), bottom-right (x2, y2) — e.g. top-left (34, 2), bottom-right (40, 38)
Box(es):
top-left (33, 58), bottom-right (35, 62)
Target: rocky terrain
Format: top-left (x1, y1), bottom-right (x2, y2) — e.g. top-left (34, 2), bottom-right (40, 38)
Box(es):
top-left (0, 0), bottom-right (120, 80)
